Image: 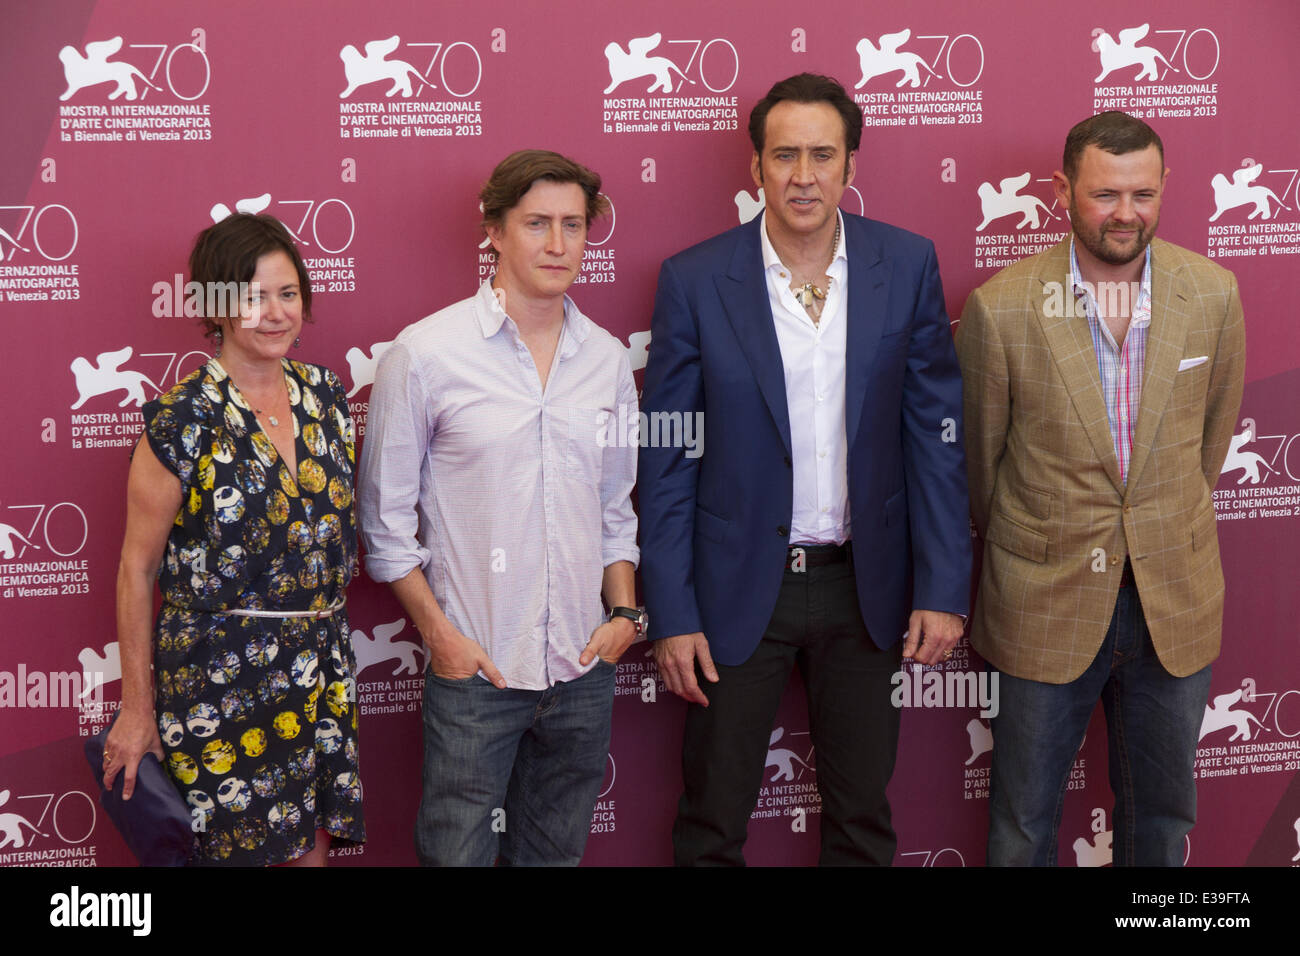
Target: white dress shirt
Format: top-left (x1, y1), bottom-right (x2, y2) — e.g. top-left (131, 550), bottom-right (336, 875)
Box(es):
top-left (357, 280), bottom-right (639, 690)
top-left (760, 211), bottom-right (851, 545)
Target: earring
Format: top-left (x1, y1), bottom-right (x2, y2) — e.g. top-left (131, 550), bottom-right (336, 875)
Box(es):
top-left (293, 336), bottom-right (301, 349)
top-left (213, 329), bottom-right (223, 357)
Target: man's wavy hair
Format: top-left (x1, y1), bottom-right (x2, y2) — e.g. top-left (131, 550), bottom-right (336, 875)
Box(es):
top-left (479, 150), bottom-right (609, 259)
top-left (748, 72), bottom-right (862, 178)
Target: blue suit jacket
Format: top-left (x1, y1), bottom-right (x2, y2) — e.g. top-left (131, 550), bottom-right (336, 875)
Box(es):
top-left (638, 214), bottom-right (972, 666)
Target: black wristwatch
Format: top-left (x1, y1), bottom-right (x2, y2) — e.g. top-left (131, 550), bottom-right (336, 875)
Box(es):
top-left (608, 606), bottom-right (648, 638)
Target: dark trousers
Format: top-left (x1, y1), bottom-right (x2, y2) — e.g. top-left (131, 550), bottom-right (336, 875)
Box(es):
top-left (672, 558), bottom-right (902, 865)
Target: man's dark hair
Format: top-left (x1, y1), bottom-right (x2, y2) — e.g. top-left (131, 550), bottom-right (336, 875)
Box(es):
top-left (1062, 111), bottom-right (1164, 182)
top-left (479, 150), bottom-right (609, 258)
top-left (748, 73), bottom-right (863, 161)
top-left (188, 213), bottom-right (312, 339)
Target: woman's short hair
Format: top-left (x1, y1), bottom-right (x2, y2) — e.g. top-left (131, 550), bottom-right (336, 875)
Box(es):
top-left (188, 213), bottom-right (312, 338)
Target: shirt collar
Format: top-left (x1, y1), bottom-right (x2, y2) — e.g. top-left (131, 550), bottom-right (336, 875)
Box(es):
top-left (759, 210), bottom-right (847, 275)
top-left (1068, 238), bottom-right (1153, 329)
top-left (472, 278), bottom-right (592, 350)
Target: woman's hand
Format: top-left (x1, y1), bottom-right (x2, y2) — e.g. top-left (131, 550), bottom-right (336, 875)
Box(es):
top-left (101, 706), bottom-right (165, 800)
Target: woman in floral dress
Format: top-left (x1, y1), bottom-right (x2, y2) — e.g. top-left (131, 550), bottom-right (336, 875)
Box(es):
top-left (102, 214), bottom-right (364, 865)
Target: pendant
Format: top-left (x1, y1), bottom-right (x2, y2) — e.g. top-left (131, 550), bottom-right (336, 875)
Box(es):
top-left (797, 281), bottom-right (827, 309)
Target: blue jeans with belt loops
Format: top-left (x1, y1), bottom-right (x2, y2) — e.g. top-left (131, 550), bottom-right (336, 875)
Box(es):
top-left (415, 659), bottom-right (615, 866)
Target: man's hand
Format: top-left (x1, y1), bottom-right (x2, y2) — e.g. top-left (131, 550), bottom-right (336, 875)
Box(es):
top-left (902, 609), bottom-right (965, 665)
top-left (425, 621), bottom-right (507, 688)
top-left (652, 632), bottom-right (718, 706)
top-left (580, 618), bottom-right (638, 667)
top-left (101, 706), bottom-right (164, 801)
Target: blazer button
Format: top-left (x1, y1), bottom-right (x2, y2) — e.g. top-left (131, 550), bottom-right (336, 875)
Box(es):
top-left (777, 525), bottom-right (789, 536)
top-left (783, 455), bottom-right (792, 467)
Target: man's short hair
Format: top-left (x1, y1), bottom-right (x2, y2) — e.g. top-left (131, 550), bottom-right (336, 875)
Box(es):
top-left (188, 213), bottom-right (312, 339)
top-left (748, 73), bottom-right (863, 159)
top-left (1062, 111), bottom-right (1164, 183)
top-left (479, 150), bottom-right (609, 257)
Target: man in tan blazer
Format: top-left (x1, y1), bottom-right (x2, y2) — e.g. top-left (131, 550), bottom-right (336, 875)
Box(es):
top-left (956, 111), bottom-right (1245, 866)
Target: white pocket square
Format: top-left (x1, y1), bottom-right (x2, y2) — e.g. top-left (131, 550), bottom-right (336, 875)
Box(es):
top-left (1178, 356), bottom-right (1208, 371)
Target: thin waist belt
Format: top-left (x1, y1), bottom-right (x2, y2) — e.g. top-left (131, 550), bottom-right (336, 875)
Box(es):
top-left (168, 599), bottom-right (347, 620)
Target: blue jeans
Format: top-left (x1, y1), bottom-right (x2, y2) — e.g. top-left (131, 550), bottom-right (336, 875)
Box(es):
top-left (415, 660), bottom-right (615, 866)
top-left (986, 583), bottom-right (1212, 866)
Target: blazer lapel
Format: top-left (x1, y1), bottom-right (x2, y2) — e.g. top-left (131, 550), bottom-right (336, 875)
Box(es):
top-left (715, 219), bottom-right (792, 455)
top-left (845, 218), bottom-right (888, 449)
top-left (1124, 239), bottom-right (1190, 493)
top-left (1035, 240), bottom-right (1125, 494)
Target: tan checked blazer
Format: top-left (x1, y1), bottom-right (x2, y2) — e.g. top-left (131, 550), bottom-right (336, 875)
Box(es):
top-left (956, 237), bottom-right (1245, 683)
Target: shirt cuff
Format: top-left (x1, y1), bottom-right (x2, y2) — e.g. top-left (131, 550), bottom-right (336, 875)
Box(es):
top-left (362, 546), bottom-right (430, 584)
top-left (601, 544), bottom-right (640, 569)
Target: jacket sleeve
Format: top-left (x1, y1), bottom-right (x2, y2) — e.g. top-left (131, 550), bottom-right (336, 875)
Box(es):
top-left (956, 285), bottom-right (1010, 539)
top-left (636, 257), bottom-right (705, 641)
top-left (1200, 275), bottom-right (1246, 488)
top-left (901, 242), bottom-right (972, 615)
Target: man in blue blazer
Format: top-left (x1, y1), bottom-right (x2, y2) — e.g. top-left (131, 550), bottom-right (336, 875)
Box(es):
top-left (639, 73), bottom-right (972, 865)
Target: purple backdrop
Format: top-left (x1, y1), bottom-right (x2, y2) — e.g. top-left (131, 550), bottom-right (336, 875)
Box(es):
top-left (1, 0), bottom-right (1297, 868)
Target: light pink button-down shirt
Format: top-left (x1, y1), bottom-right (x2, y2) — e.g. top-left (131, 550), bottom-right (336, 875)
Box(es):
top-left (357, 281), bottom-right (639, 690)
top-left (1070, 240), bottom-right (1152, 484)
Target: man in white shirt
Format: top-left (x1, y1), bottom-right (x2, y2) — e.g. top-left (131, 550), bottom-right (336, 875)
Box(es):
top-left (358, 150), bottom-right (641, 866)
top-left (639, 74), bottom-right (971, 864)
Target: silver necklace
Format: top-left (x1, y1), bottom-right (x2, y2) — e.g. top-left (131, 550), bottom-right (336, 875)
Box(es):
top-left (250, 387), bottom-right (285, 427)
